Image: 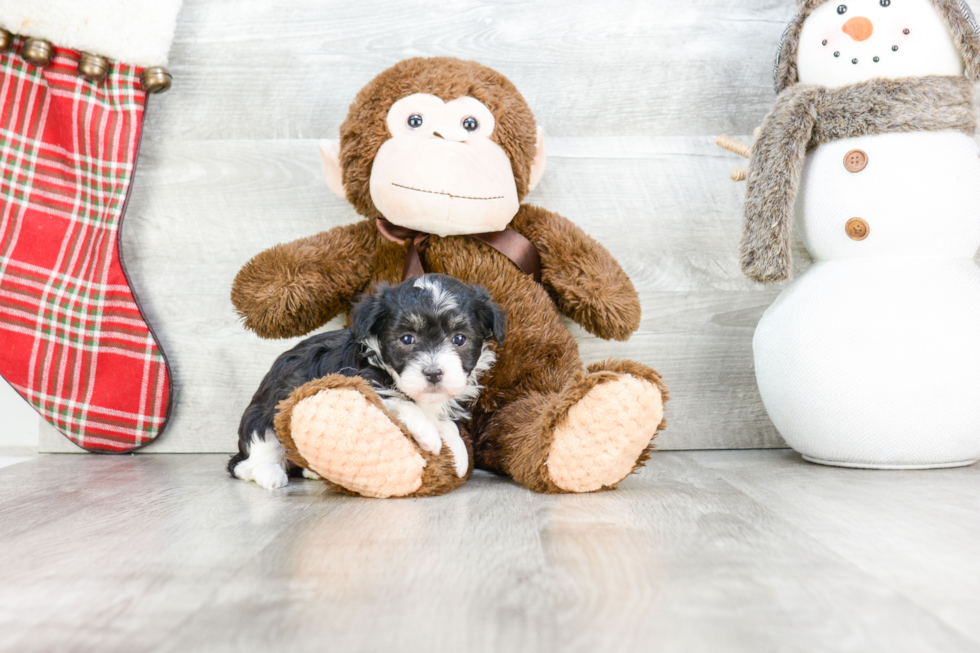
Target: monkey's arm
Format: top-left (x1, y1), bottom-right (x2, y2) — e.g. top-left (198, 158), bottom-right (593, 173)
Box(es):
top-left (231, 221), bottom-right (378, 339)
top-left (512, 204), bottom-right (640, 341)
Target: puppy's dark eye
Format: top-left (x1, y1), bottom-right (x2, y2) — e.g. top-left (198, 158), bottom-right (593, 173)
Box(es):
top-left (407, 114), bottom-right (423, 129)
top-left (452, 334), bottom-right (466, 346)
top-left (838, 4), bottom-right (847, 13)
top-left (400, 335), bottom-right (415, 345)
top-left (461, 116), bottom-right (478, 132)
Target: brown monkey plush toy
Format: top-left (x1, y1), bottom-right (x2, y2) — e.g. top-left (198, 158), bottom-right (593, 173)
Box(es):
top-left (232, 57), bottom-right (668, 498)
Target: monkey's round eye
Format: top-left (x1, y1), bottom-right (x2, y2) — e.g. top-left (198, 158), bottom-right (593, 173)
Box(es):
top-left (452, 334), bottom-right (466, 346)
top-left (407, 114), bottom-right (423, 129)
top-left (400, 335), bottom-right (415, 345)
top-left (837, 4), bottom-right (847, 13)
top-left (461, 116), bottom-right (479, 132)
top-left (880, 0), bottom-right (890, 5)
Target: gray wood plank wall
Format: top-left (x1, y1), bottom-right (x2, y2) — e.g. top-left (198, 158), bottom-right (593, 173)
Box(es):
top-left (36, 0), bottom-right (980, 452)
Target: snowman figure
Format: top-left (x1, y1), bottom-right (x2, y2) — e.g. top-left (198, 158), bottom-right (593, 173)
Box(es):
top-left (736, 0), bottom-right (980, 467)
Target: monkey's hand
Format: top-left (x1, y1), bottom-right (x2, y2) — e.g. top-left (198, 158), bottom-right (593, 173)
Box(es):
top-left (512, 204), bottom-right (640, 342)
top-left (231, 221), bottom-right (377, 339)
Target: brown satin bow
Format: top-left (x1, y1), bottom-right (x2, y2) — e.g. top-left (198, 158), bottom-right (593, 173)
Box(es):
top-left (375, 218), bottom-right (542, 283)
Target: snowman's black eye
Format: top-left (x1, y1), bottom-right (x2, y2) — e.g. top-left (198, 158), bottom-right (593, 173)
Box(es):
top-left (407, 114), bottom-right (423, 129)
top-left (838, 5), bottom-right (847, 14)
top-left (461, 116), bottom-right (478, 132)
top-left (880, 0), bottom-right (890, 6)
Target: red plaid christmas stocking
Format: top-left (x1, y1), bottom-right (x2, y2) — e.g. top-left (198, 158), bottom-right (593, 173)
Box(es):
top-left (0, 37), bottom-right (173, 452)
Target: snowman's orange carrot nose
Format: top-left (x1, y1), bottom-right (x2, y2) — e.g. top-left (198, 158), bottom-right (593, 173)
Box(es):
top-left (842, 16), bottom-right (873, 41)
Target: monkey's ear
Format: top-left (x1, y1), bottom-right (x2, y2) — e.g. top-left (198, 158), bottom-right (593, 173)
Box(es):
top-left (318, 139), bottom-right (346, 199)
top-left (527, 126), bottom-right (547, 193)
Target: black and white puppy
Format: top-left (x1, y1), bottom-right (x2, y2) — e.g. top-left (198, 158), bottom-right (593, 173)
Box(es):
top-left (229, 273), bottom-right (505, 489)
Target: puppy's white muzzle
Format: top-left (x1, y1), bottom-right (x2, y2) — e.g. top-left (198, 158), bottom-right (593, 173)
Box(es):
top-left (397, 346), bottom-right (468, 404)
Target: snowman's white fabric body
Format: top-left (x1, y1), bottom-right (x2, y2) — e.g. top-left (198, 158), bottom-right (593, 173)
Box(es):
top-left (749, 0), bottom-right (980, 467)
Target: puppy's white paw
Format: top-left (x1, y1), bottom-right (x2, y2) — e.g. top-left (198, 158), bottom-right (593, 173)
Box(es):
top-left (409, 421), bottom-right (442, 454)
top-left (437, 421), bottom-right (468, 478)
top-left (381, 396), bottom-right (442, 454)
top-left (233, 431), bottom-right (289, 489)
top-left (301, 468), bottom-right (321, 480)
top-left (253, 463), bottom-right (289, 490)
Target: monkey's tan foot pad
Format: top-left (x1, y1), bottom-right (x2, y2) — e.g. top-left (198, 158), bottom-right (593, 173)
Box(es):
top-left (290, 388), bottom-right (426, 498)
top-left (546, 374), bottom-right (664, 493)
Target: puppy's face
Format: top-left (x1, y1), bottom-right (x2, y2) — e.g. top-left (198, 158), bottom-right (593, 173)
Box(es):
top-left (353, 275), bottom-right (506, 405)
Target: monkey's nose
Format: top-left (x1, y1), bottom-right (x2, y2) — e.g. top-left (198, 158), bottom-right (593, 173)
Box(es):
top-left (423, 367), bottom-right (444, 384)
top-left (431, 125), bottom-right (467, 142)
top-left (842, 16), bottom-right (873, 41)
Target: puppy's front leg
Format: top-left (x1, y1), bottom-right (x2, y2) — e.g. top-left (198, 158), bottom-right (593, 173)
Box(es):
top-left (437, 420), bottom-right (468, 478)
top-left (382, 398), bottom-right (442, 454)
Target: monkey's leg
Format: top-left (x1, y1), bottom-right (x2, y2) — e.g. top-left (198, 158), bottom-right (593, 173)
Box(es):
top-left (275, 375), bottom-right (470, 498)
top-left (476, 360), bottom-right (667, 494)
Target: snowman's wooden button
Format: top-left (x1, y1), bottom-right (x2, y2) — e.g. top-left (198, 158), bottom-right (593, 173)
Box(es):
top-left (843, 149), bottom-right (868, 172)
top-left (845, 218), bottom-right (870, 241)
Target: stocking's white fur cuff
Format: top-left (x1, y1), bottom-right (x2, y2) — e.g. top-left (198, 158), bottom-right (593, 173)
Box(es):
top-left (0, 0), bottom-right (182, 67)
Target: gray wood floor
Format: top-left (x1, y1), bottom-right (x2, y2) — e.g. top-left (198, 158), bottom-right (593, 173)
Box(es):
top-left (2, 450), bottom-right (978, 653)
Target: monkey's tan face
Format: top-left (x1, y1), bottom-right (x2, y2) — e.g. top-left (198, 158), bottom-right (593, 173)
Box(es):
top-left (369, 93), bottom-right (520, 237)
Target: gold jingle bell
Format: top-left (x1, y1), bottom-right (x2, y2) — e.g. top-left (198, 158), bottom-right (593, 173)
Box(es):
top-left (22, 38), bottom-right (53, 67)
top-left (140, 66), bottom-right (172, 94)
top-left (78, 52), bottom-right (109, 81)
top-left (0, 28), bottom-right (13, 53)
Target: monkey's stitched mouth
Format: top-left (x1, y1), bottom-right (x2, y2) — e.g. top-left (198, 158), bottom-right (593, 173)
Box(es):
top-left (392, 183), bottom-right (504, 201)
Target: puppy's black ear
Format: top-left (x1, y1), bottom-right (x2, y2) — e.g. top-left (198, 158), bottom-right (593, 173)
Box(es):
top-left (350, 285), bottom-right (389, 341)
top-left (474, 287), bottom-right (506, 344)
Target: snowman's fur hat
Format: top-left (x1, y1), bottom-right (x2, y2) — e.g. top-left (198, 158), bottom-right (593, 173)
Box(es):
top-left (774, 0), bottom-right (980, 92)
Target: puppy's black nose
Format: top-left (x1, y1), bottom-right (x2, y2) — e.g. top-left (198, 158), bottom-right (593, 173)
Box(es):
top-left (423, 367), bottom-right (444, 384)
